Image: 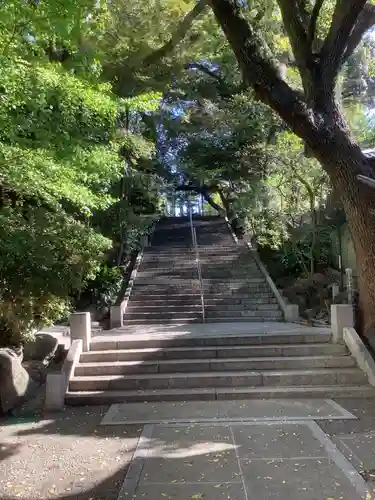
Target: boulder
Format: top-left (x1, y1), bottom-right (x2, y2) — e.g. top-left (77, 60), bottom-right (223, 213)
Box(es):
top-left (0, 349), bottom-right (38, 414)
top-left (23, 333), bottom-right (59, 366)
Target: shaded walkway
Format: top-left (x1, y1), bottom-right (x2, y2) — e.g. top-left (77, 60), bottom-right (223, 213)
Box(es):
top-left (2, 399), bottom-right (375, 499)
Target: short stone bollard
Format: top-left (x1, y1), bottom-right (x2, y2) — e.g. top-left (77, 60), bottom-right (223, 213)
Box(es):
top-left (70, 312), bottom-right (91, 352)
top-left (331, 304), bottom-right (354, 343)
top-left (110, 302), bottom-right (126, 329)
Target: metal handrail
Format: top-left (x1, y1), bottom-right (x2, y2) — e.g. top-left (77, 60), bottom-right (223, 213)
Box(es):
top-left (189, 207), bottom-right (205, 323)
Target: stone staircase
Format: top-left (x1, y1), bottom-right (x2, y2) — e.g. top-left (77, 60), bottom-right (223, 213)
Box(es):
top-left (124, 215), bottom-right (283, 325)
top-left (66, 328), bottom-right (375, 404)
top-left (65, 216), bottom-right (375, 405)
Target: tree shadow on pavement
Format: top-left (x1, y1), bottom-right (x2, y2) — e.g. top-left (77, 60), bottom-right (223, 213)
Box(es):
top-left (0, 405), bottom-right (142, 500)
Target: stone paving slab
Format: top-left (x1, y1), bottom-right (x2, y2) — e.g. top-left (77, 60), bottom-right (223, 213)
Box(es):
top-left (101, 399), bottom-right (356, 425)
top-left (241, 457), bottom-right (362, 499)
top-left (117, 421), bottom-right (371, 500)
top-left (333, 430), bottom-right (375, 473)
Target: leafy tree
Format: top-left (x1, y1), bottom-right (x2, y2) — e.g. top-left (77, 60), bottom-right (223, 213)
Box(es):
top-left (203, 0), bottom-right (375, 339)
top-left (0, 1), bottom-right (162, 345)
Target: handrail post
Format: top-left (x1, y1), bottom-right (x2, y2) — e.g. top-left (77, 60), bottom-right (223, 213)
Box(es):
top-left (189, 206), bottom-right (205, 323)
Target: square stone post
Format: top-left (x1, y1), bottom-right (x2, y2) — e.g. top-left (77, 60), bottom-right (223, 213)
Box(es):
top-left (285, 304), bottom-right (299, 322)
top-left (70, 312), bottom-right (91, 352)
top-left (331, 304), bottom-right (354, 344)
top-left (332, 283), bottom-right (340, 300)
top-left (110, 304), bottom-right (125, 329)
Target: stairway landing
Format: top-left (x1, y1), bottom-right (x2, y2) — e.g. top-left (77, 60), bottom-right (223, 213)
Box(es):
top-left (93, 321), bottom-right (331, 342)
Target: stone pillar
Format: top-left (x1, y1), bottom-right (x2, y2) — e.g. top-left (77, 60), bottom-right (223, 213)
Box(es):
top-left (331, 304), bottom-right (354, 344)
top-left (45, 373), bottom-right (66, 411)
top-left (285, 304), bottom-right (299, 322)
top-left (110, 304), bottom-right (124, 329)
top-left (332, 283), bottom-right (340, 300)
top-left (70, 312), bottom-right (91, 352)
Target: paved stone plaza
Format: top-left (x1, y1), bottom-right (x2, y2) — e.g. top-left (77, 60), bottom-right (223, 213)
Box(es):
top-left (103, 399), bottom-right (373, 500)
top-left (117, 420), bottom-right (370, 500)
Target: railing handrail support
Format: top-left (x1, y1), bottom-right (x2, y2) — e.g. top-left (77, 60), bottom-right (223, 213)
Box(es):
top-left (188, 207), bottom-right (205, 323)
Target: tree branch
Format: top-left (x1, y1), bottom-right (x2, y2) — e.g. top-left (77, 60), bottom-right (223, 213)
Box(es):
top-left (142, 0), bottom-right (209, 66)
top-left (176, 183), bottom-right (224, 214)
top-left (296, 0), bottom-right (311, 28)
top-left (210, 0), bottom-right (318, 143)
top-left (308, 0), bottom-right (324, 47)
top-left (185, 62), bottom-right (239, 98)
top-left (344, 3), bottom-right (375, 62)
top-left (185, 62), bottom-right (225, 84)
top-left (321, 0), bottom-right (368, 85)
top-left (277, 0), bottom-right (311, 72)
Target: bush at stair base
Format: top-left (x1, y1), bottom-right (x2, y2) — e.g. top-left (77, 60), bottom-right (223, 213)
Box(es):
top-left (0, 348), bottom-right (38, 414)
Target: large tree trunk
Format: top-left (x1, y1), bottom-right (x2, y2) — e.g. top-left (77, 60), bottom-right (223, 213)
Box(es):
top-left (209, 0), bottom-right (375, 338)
top-left (310, 119), bottom-right (375, 341)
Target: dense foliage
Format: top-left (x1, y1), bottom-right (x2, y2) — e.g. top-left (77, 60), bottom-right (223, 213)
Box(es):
top-left (0, 1), bottom-right (161, 345)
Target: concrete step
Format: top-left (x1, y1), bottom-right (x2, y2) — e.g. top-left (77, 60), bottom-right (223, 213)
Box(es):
top-left (66, 385), bottom-right (375, 405)
top-left (136, 274), bottom-right (200, 279)
top-left (203, 292), bottom-right (276, 300)
top-left (80, 343), bottom-right (348, 363)
top-left (124, 311), bottom-right (202, 320)
top-left (134, 279), bottom-right (202, 284)
top-left (128, 297), bottom-right (278, 306)
top-left (74, 355), bottom-right (356, 376)
top-left (126, 306), bottom-right (202, 314)
top-left (125, 304), bottom-right (280, 313)
top-left (205, 304), bottom-right (281, 312)
top-left (69, 368), bottom-right (367, 391)
top-left (131, 287), bottom-right (201, 294)
top-left (128, 288), bottom-right (275, 296)
top-left (128, 295), bottom-right (202, 302)
top-left (202, 284), bottom-right (270, 290)
top-left (122, 317), bottom-right (285, 325)
top-left (90, 332), bottom-right (333, 350)
top-left (205, 316), bottom-right (283, 323)
top-left (139, 263), bottom-right (194, 268)
top-left (123, 318), bottom-right (203, 325)
top-left (205, 310), bottom-right (283, 318)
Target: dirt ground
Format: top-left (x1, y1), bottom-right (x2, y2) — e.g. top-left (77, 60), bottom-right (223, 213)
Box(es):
top-left (0, 406), bottom-right (142, 500)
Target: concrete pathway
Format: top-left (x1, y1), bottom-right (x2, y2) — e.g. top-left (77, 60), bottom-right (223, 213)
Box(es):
top-left (110, 399), bottom-right (375, 500)
top-left (2, 399), bottom-right (375, 499)
top-left (118, 420), bottom-right (370, 499)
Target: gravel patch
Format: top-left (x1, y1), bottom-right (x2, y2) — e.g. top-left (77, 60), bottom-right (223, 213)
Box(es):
top-left (0, 406), bottom-right (142, 500)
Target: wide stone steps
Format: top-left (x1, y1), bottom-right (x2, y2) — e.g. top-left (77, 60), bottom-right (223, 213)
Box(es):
top-left (131, 284), bottom-right (272, 292)
top-left (67, 218), bottom-right (375, 406)
top-left (74, 355), bottom-right (357, 376)
top-left (126, 301), bottom-right (279, 315)
top-left (125, 311), bottom-right (203, 320)
top-left (123, 317), bottom-right (203, 324)
top-left (66, 384), bottom-right (375, 405)
top-left (80, 343), bottom-right (349, 362)
top-left (69, 367), bottom-right (367, 392)
top-left (90, 332), bottom-right (332, 350)
top-left (124, 311), bottom-right (283, 321)
top-left (127, 294), bottom-right (202, 302)
top-left (127, 297), bottom-right (278, 306)
top-left (133, 278), bottom-right (268, 285)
